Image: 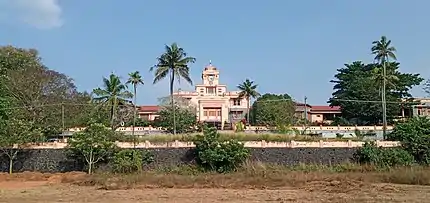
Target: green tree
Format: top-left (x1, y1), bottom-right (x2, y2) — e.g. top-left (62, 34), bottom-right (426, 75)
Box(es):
top-left (68, 123), bottom-right (116, 174)
top-left (250, 93), bottom-right (296, 128)
top-left (329, 61), bottom-right (423, 125)
top-left (238, 79), bottom-right (260, 124)
top-left (425, 79), bottom-right (430, 96)
top-left (150, 43), bottom-right (196, 135)
top-left (92, 73), bottom-right (133, 130)
top-left (0, 46), bottom-right (91, 135)
top-left (156, 106), bottom-right (197, 134)
top-left (371, 36), bottom-right (398, 139)
top-left (387, 116), bottom-right (430, 164)
top-left (0, 119), bottom-right (39, 174)
top-left (126, 71), bottom-right (144, 147)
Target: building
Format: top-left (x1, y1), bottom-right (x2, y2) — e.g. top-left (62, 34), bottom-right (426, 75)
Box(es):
top-left (410, 98), bottom-right (430, 117)
top-left (137, 105), bottom-right (159, 121)
top-left (136, 62), bottom-right (346, 127)
top-left (171, 62), bottom-right (249, 129)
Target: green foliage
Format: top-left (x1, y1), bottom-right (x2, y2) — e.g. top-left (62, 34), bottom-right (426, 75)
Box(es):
top-left (329, 61), bottom-right (423, 125)
top-left (0, 119), bottom-right (40, 173)
top-left (156, 106), bottom-right (197, 134)
top-left (235, 122), bottom-right (244, 132)
top-left (112, 149), bottom-right (154, 174)
top-left (388, 117), bottom-right (430, 164)
top-left (150, 43), bottom-right (196, 135)
top-left (68, 123), bottom-right (116, 174)
top-left (425, 79), bottom-right (430, 96)
top-left (92, 73), bottom-right (133, 130)
top-left (250, 93), bottom-right (295, 127)
top-left (237, 79), bottom-right (260, 122)
top-left (0, 46), bottom-right (97, 133)
top-left (194, 127), bottom-right (250, 173)
top-left (355, 141), bottom-right (415, 168)
top-left (336, 133), bottom-right (344, 139)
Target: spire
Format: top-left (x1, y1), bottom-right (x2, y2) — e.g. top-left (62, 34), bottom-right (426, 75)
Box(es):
top-left (209, 60), bottom-right (212, 65)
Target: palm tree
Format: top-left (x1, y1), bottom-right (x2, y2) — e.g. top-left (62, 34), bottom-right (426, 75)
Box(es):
top-left (126, 71), bottom-right (144, 147)
top-left (371, 36), bottom-right (397, 139)
top-left (150, 43), bottom-right (196, 135)
top-left (238, 79), bottom-right (260, 125)
top-left (92, 73), bottom-right (133, 130)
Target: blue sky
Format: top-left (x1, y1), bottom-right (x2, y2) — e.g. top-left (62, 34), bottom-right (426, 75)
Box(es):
top-left (1, 0), bottom-right (429, 105)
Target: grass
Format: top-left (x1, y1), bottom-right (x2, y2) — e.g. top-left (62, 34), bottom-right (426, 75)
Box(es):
top-left (116, 133), bottom-right (364, 143)
top-left (67, 162), bottom-right (430, 190)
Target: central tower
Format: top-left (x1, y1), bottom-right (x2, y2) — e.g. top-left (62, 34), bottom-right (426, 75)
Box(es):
top-left (202, 61), bottom-right (220, 86)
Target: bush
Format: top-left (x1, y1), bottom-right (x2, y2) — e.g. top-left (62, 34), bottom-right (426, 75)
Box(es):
top-left (355, 141), bottom-right (414, 168)
top-left (388, 117), bottom-right (430, 164)
top-left (112, 149), bottom-right (154, 174)
top-left (194, 127), bottom-right (250, 173)
top-left (68, 123), bottom-right (116, 174)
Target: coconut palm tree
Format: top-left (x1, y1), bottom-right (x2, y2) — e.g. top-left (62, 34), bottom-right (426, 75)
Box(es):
top-left (126, 71), bottom-right (144, 146)
top-left (150, 43), bottom-right (196, 135)
top-left (371, 36), bottom-right (397, 139)
top-left (92, 73), bottom-right (133, 130)
top-left (238, 79), bottom-right (260, 124)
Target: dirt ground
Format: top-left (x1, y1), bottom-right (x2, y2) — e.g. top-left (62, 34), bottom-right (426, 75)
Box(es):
top-left (0, 180), bottom-right (430, 203)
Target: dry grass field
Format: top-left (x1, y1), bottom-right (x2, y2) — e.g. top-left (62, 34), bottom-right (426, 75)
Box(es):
top-left (1, 165), bottom-right (430, 202)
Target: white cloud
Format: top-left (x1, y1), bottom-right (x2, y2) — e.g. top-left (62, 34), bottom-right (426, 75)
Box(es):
top-left (0, 0), bottom-right (63, 29)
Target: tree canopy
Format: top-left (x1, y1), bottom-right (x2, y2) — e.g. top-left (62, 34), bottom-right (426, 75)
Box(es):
top-left (250, 93), bottom-right (295, 127)
top-left (150, 43), bottom-right (196, 135)
top-left (328, 61), bottom-right (423, 125)
top-left (238, 79), bottom-right (260, 123)
top-left (0, 46), bottom-right (95, 135)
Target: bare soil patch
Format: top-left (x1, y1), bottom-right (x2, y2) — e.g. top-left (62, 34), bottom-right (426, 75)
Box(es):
top-left (0, 168), bottom-right (430, 202)
top-left (0, 184), bottom-right (429, 203)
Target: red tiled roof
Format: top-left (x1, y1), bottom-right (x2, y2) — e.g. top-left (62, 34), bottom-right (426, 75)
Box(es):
top-left (311, 105), bottom-right (341, 111)
top-left (138, 105), bottom-right (160, 112)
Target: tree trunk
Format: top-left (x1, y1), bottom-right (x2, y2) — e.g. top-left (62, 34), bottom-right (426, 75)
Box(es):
top-left (88, 150), bottom-right (93, 174)
top-left (382, 60), bottom-right (387, 140)
top-left (170, 70), bottom-right (176, 135)
top-left (9, 158), bottom-right (13, 174)
top-left (133, 85), bottom-right (137, 148)
top-left (111, 97), bottom-right (117, 130)
top-left (247, 96), bottom-right (250, 126)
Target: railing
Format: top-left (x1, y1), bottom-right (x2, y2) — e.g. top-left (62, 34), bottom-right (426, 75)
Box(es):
top-left (23, 140), bottom-right (401, 149)
top-left (66, 125), bottom-right (395, 132)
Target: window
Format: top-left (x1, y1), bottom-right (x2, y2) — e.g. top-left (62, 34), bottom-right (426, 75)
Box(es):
top-left (206, 87), bottom-right (215, 94)
top-left (233, 99), bottom-right (241, 106)
top-left (204, 111), bottom-right (208, 116)
top-left (209, 111), bottom-right (216, 116)
top-left (217, 110), bottom-right (221, 116)
top-left (316, 115), bottom-right (321, 117)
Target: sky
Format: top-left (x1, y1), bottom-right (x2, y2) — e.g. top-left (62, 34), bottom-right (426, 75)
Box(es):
top-left (1, 0), bottom-right (429, 106)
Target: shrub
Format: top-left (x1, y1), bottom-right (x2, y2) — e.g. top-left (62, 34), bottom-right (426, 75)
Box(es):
top-left (112, 149), bottom-right (154, 174)
top-left (194, 127), bottom-right (250, 173)
top-left (235, 122), bottom-right (244, 132)
top-left (68, 123), bottom-right (116, 174)
top-left (388, 117), bottom-right (430, 164)
top-left (354, 141), bottom-right (414, 168)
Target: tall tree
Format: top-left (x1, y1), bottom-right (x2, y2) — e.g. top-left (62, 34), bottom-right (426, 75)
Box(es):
top-left (126, 71), bottom-right (144, 147)
top-left (237, 79), bottom-right (260, 124)
top-left (371, 36), bottom-right (397, 139)
top-left (0, 46), bottom-right (91, 135)
top-left (92, 73), bottom-right (133, 130)
top-left (250, 93), bottom-right (295, 127)
top-left (329, 61), bottom-right (423, 125)
top-left (150, 43), bottom-right (196, 135)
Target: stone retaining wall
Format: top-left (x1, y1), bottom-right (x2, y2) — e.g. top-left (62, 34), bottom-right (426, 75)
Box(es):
top-left (0, 147), bottom-right (358, 173)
